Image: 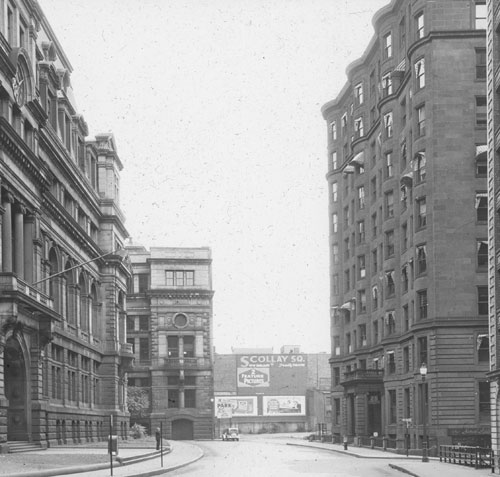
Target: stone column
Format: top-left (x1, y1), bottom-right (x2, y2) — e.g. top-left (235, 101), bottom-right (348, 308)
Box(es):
top-left (23, 213), bottom-right (35, 284)
top-left (2, 195), bottom-right (13, 272)
top-left (13, 204), bottom-right (24, 278)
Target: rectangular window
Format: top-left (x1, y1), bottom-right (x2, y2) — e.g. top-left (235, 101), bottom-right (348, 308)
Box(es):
top-left (416, 244), bottom-right (427, 275)
top-left (372, 249), bottom-right (378, 274)
top-left (331, 121), bottom-right (337, 141)
top-left (354, 82), bottom-right (364, 105)
top-left (383, 32), bottom-right (393, 59)
top-left (341, 113), bottom-right (347, 136)
top-left (127, 317), bottom-right (135, 331)
top-left (334, 336), bottom-right (340, 356)
top-left (138, 274), bottom-right (149, 293)
top-left (381, 73), bottom-right (393, 97)
top-left (476, 48), bottom-right (486, 80)
top-left (476, 96), bottom-right (487, 127)
top-left (478, 286), bottom-right (488, 315)
top-left (334, 398), bottom-right (341, 424)
top-left (358, 290), bottom-right (366, 314)
top-left (139, 316), bottom-right (149, 331)
top-left (416, 105), bottom-right (425, 136)
top-left (418, 336), bottom-right (428, 367)
top-left (402, 265), bottom-right (409, 293)
top-left (372, 212), bottom-right (378, 237)
top-left (386, 230), bottom-right (395, 258)
top-left (168, 389), bottom-right (179, 408)
top-left (402, 222), bottom-right (408, 251)
top-left (475, 2), bottom-right (487, 29)
top-left (415, 11), bottom-right (424, 39)
top-left (332, 213), bottom-right (338, 233)
top-left (357, 220), bottom-right (365, 243)
top-left (167, 336), bottom-right (179, 357)
top-left (332, 182), bottom-right (338, 202)
top-left (417, 290), bottom-right (428, 319)
top-left (333, 244), bottom-right (339, 264)
top-left (184, 389), bottom-right (196, 408)
top-left (386, 271), bottom-right (395, 296)
top-left (166, 270), bottom-right (195, 287)
top-left (385, 151), bottom-right (393, 178)
top-left (388, 353), bottom-right (396, 375)
top-left (415, 59), bottom-right (425, 89)
top-left (139, 338), bottom-right (150, 362)
top-left (399, 16), bottom-right (406, 49)
top-left (385, 191), bottom-right (394, 218)
top-left (334, 367), bottom-right (340, 386)
top-left (358, 186), bottom-right (365, 209)
top-left (346, 333), bottom-right (352, 354)
top-left (354, 117), bottom-right (364, 138)
top-left (373, 321), bottom-right (379, 343)
top-left (403, 304), bottom-right (409, 330)
top-left (359, 324), bottom-right (367, 346)
top-left (383, 112), bottom-right (393, 138)
top-left (358, 255), bottom-right (366, 279)
top-left (479, 381), bottom-right (491, 423)
top-left (478, 335), bottom-right (489, 363)
top-left (403, 346), bottom-right (410, 373)
top-left (416, 197), bottom-right (427, 228)
top-left (404, 388), bottom-right (411, 419)
top-left (344, 269), bottom-right (350, 291)
top-left (332, 274), bottom-right (339, 296)
top-left (476, 192), bottom-right (487, 221)
top-left (332, 151), bottom-right (338, 169)
top-left (183, 336), bottom-right (195, 357)
top-left (371, 177), bottom-right (377, 201)
top-left (414, 152), bottom-right (426, 183)
top-left (477, 240), bottom-right (488, 268)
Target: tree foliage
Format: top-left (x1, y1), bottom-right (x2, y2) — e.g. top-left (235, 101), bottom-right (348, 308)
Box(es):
top-left (127, 386), bottom-right (150, 417)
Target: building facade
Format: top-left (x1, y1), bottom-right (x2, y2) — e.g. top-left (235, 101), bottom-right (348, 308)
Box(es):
top-left (126, 245), bottom-right (214, 440)
top-left (487, 0), bottom-right (500, 472)
top-left (0, 0), bottom-right (133, 448)
top-left (323, 0), bottom-right (489, 450)
top-left (213, 350), bottom-right (331, 434)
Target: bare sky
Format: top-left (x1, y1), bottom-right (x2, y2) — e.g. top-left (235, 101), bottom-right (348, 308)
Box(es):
top-left (40, 0), bottom-right (389, 353)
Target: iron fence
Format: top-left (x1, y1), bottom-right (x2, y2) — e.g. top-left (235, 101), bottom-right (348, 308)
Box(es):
top-left (439, 445), bottom-right (494, 471)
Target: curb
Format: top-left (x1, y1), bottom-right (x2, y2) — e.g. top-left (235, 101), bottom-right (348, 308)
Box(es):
top-left (4, 446), bottom-right (204, 477)
top-left (286, 442), bottom-right (418, 460)
top-left (389, 463), bottom-right (421, 477)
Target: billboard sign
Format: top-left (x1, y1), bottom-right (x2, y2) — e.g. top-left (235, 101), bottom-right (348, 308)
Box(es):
top-left (238, 354), bottom-right (306, 368)
top-left (237, 367), bottom-right (270, 387)
top-left (214, 396), bottom-right (258, 417)
top-left (263, 395), bottom-right (306, 416)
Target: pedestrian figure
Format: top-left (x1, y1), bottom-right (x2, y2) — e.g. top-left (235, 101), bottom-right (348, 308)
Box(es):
top-left (155, 427), bottom-right (161, 450)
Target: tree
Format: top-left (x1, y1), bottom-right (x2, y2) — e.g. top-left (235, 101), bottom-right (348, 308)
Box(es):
top-left (127, 386), bottom-right (150, 418)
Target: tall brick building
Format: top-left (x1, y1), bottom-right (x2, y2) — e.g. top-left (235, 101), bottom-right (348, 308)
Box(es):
top-left (125, 245), bottom-right (214, 440)
top-left (322, 0), bottom-right (489, 450)
top-left (487, 0), bottom-right (500, 472)
top-left (0, 0), bottom-right (132, 448)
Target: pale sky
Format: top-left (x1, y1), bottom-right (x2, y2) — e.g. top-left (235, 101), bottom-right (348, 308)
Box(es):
top-left (40, 0), bottom-right (389, 354)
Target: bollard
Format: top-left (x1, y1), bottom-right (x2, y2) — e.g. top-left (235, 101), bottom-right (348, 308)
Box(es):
top-left (343, 435), bottom-right (348, 450)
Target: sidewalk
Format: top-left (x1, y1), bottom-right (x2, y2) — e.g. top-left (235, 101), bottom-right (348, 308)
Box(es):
top-left (2, 441), bottom-right (203, 477)
top-left (288, 439), bottom-right (495, 477)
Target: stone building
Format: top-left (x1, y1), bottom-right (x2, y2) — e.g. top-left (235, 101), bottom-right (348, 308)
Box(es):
top-left (322, 0), bottom-right (489, 450)
top-left (487, 0), bottom-right (500, 472)
top-left (0, 0), bottom-right (132, 448)
top-left (125, 245), bottom-right (214, 440)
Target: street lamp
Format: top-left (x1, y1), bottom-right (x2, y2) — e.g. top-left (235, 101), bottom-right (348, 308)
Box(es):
top-left (420, 363), bottom-right (429, 463)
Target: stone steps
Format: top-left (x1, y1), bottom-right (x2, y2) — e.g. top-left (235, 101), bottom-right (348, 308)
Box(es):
top-left (8, 441), bottom-right (44, 454)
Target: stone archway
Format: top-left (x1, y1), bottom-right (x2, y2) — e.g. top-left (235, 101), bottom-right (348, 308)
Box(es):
top-left (5, 338), bottom-right (28, 441)
top-left (171, 419), bottom-right (194, 440)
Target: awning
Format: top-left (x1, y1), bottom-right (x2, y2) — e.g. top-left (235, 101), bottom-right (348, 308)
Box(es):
top-left (394, 58), bottom-right (406, 72)
top-left (400, 171), bottom-right (413, 185)
top-left (343, 165), bottom-right (355, 174)
top-left (476, 145), bottom-right (487, 161)
top-left (351, 151), bottom-right (364, 166)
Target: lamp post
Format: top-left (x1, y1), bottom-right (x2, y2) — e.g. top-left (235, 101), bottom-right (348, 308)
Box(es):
top-left (420, 363), bottom-right (429, 463)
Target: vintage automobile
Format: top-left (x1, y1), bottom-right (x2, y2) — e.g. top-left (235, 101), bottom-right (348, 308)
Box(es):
top-left (222, 427), bottom-right (240, 441)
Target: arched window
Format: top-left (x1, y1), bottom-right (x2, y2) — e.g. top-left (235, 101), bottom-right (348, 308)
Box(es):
top-left (48, 248), bottom-right (60, 312)
top-left (79, 273), bottom-right (88, 332)
top-left (64, 262), bottom-right (75, 326)
top-left (90, 283), bottom-right (98, 338)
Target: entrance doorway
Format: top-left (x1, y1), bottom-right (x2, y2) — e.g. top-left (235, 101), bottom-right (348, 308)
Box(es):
top-left (171, 419), bottom-right (194, 440)
top-left (5, 338), bottom-right (28, 441)
top-left (367, 392), bottom-right (382, 436)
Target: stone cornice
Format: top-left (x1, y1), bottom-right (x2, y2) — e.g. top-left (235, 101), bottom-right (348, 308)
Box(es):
top-left (148, 289), bottom-right (215, 300)
top-left (0, 117), bottom-right (51, 189)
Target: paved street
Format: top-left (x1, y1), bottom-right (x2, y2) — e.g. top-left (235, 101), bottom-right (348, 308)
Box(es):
top-left (168, 436), bottom-right (404, 477)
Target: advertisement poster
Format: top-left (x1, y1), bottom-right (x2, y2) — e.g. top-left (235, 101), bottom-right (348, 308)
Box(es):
top-left (214, 396), bottom-right (258, 416)
top-left (237, 367), bottom-right (270, 387)
top-left (263, 396), bottom-right (306, 416)
top-left (238, 354), bottom-right (307, 369)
